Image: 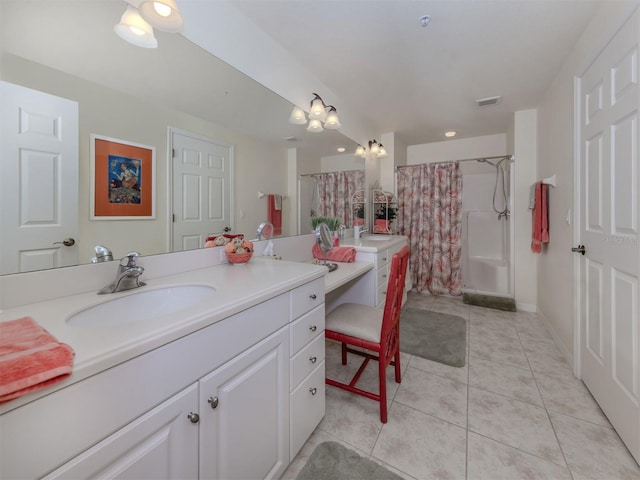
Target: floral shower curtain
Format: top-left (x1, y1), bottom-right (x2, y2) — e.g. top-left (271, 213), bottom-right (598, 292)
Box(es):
top-left (396, 162), bottom-right (463, 295)
top-left (315, 170), bottom-right (365, 227)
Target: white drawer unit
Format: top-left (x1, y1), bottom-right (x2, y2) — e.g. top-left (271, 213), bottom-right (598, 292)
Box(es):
top-left (289, 284), bottom-right (325, 460)
top-left (374, 242), bottom-right (408, 308)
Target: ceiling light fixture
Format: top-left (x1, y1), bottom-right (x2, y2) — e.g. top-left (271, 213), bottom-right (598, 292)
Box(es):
top-left (354, 140), bottom-right (388, 159)
top-left (288, 93), bottom-right (342, 133)
top-left (114, 5), bottom-right (158, 48)
top-left (114, 0), bottom-right (184, 48)
top-left (445, 131), bottom-right (457, 137)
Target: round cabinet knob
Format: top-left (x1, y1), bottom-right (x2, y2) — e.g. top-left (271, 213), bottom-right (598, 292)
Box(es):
top-left (309, 387), bottom-right (318, 396)
top-left (208, 396), bottom-right (219, 409)
top-left (309, 325), bottom-right (317, 332)
top-left (187, 412), bottom-right (200, 424)
top-left (309, 294), bottom-right (317, 299)
top-left (309, 356), bottom-right (317, 364)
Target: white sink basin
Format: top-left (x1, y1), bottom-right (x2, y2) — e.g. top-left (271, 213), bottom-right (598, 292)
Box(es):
top-left (67, 285), bottom-right (216, 328)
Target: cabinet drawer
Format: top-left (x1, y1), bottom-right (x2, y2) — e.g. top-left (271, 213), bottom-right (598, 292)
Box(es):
top-left (290, 361), bottom-right (325, 459)
top-left (376, 283), bottom-right (387, 308)
top-left (376, 264), bottom-right (390, 289)
top-left (290, 333), bottom-right (325, 389)
top-left (290, 304), bottom-right (325, 355)
top-left (290, 277), bottom-right (325, 320)
top-left (375, 249), bottom-right (390, 268)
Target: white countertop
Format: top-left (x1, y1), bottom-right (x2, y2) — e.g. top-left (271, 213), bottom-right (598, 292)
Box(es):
top-left (311, 260), bottom-right (374, 293)
top-left (340, 234), bottom-right (408, 252)
top-left (0, 258), bottom-right (325, 413)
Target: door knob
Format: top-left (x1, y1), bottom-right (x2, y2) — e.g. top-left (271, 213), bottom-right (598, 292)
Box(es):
top-left (571, 245), bottom-right (586, 255)
top-left (53, 238), bottom-right (75, 247)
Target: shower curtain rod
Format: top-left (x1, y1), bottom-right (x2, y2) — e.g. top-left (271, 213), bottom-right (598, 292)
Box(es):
top-left (395, 154), bottom-right (514, 169)
top-left (299, 169), bottom-right (363, 179)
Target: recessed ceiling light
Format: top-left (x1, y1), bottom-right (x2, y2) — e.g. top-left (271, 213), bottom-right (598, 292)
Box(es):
top-left (337, 147), bottom-right (346, 153)
top-left (419, 15), bottom-right (431, 27)
top-left (445, 131), bottom-right (456, 137)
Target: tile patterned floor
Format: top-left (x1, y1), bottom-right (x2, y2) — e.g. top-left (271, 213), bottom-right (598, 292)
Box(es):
top-left (282, 292), bottom-right (640, 480)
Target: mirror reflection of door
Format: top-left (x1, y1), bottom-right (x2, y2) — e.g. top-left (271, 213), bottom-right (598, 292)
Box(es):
top-left (0, 81), bottom-right (79, 274)
top-left (171, 129), bottom-right (233, 251)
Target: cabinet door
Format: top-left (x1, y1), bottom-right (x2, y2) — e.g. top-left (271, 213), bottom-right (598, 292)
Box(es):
top-left (199, 327), bottom-right (289, 480)
top-left (43, 384), bottom-right (199, 479)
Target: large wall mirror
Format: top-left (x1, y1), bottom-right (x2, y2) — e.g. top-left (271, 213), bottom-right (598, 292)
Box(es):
top-left (0, 1), bottom-right (363, 275)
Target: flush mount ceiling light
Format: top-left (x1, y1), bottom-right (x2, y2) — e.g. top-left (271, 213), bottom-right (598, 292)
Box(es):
top-left (288, 93), bottom-right (342, 133)
top-left (445, 131), bottom-right (457, 137)
top-left (115, 0), bottom-right (183, 48)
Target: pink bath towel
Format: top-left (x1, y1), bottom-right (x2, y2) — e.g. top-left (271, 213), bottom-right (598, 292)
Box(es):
top-left (0, 317), bottom-right (75, 403)
top-left (312, 244), bottom-right (357, 263)
top-left (531, 181), bottom-right (549, 253)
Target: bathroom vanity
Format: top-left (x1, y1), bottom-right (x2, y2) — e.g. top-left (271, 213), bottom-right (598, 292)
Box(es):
top-left (0, 233), bottom-right (408, 479)
top-left (0, 257), bottom-right (326, 479)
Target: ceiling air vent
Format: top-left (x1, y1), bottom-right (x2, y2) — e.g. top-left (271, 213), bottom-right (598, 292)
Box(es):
top-left (476, 96), bottom-right (501, 107)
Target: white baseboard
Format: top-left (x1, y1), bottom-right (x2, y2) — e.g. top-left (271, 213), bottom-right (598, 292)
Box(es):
top-left (516, 302), bottom-right (536, 312)
top-left (536, 307), bottom-right (574, 372)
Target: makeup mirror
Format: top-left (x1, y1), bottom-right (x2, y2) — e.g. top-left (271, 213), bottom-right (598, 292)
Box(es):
top-left (315, 223), bottom-right (338, 272)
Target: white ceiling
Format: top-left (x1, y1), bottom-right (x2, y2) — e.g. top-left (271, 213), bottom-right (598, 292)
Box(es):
top-left (2, 0), bottom-right (605, 155)
top-left (225, 0), bottom-right (603, 146)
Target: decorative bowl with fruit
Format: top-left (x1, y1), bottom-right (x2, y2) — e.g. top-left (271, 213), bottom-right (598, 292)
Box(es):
top-left (225, 238), bottom-right (254, 264)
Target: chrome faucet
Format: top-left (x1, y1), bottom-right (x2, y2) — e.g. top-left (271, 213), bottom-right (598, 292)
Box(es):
top-left (98, 252), bottom-right (146, 294)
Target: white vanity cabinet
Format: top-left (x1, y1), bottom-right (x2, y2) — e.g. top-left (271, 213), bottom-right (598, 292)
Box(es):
top-left (289, 279), bottom-right (326, 459)
top-left (356, 241), bottom-right (408, 308)
top-left (199, 326), bottom-right (289, 480)
top-left (0, 276), bottom-right (326, 480)
top-left (43, 384), bottom-right (200, 479)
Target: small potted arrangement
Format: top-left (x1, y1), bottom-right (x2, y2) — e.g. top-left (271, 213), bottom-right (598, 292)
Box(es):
top-left (224, 237), bottom-right (254, 264)
top-left (311, 216), bottom-right (341, 234)
top-left (374, 205), bottom-right (397, 233)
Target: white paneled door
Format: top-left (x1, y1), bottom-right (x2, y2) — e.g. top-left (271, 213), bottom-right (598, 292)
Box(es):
top-left (0, 81), bottom-right (79, 274)
top-left (171, 129), bottom-right (233, 251)
top-left (578, 9), bottom-right (640, 462)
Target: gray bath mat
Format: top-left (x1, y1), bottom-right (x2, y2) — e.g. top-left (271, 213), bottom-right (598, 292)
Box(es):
top-left (462, 292), bottom-right (517, 311)
top-left (400, 308), bottom-right (467, 367)
top-left (296, 441), bottom-right (403, 480)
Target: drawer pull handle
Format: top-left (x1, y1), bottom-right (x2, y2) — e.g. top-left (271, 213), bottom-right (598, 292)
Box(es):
top-left (309, 387), bottom-right (318, 395)
top-left (382, 257), bottom-right (387, 261)
top-left (309, 293), bottom-right (317, 299)
top-left (382, 274), bottom-right (387, 278)
top-left (208, 396), bottom-right (219, 409)
top-left (187, 412), bottom-right (200, 424)
top-left (309, 356), bottom-right (317, 363)
top-left (309, 325), bottom-right (317, 332)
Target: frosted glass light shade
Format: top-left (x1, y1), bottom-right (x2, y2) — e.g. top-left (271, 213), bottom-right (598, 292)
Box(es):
top-left (309, 96), bottom-right (327, 121)
top-left (354, 145), bottom-right (366, 157)
top-left (324, 107), bottom-right (341, 129)
top-left (306, 118), bottom-right (324, 133)
top-left (377, 145), bottom-right (388, 159)
top-left (114, 5), bottom-right (158, 48)
top-left (369, 141), bottom-right (380, 156)
top-left (288, 106), bottom-right (307, 125)
top-left (139, 0), bottom-right (184, 32)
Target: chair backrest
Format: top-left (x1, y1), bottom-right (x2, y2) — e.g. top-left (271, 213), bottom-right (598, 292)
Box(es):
top-left (380, 245), bottom-right (410, 341)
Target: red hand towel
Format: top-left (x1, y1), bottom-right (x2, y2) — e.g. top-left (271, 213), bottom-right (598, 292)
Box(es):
top-left (312, 244), bottom-right (357, 263)
top-left (531, 182), bottom-right (550, 253)
top-left (0, 317), bottom-right (74, 403)
top-left (268, 194), bottom-right (282, 236)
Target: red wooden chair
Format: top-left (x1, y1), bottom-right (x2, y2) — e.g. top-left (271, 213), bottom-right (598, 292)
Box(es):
top-left (324, 245), bottom-right (410, 423)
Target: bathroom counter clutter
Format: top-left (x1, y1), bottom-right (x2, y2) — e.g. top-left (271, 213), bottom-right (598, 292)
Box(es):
top-left (0, 258), bottom-right (325, 413)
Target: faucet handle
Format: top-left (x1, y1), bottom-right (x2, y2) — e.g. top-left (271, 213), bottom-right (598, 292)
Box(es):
top-left (120, 252), bottom-right (141, 267)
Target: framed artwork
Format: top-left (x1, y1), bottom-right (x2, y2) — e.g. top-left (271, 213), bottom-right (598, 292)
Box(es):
top-left (90, 135), bottom-right (156, 220)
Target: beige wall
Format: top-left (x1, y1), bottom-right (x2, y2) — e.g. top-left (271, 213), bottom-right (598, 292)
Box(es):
top-left (536, 0), bottom-right (638, 359)
top-left (1, 54), bottom-right (289, 262)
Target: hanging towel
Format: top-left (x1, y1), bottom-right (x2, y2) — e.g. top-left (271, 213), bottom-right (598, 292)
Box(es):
top-left (529, 183), bottom-right (537, 210)
top-left (268, 194), bottom-right (282, 235)
top-left (0, 317), bottom-right (75, 404)
top-left (531, 181), bottom-right (549, 253)
top-left (312, 244), bottom-right (357, 263)
top-left (273, 194), bottom-right (282, 211)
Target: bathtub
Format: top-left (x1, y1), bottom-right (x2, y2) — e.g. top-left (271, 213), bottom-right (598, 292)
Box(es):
top-left (462, 210), bottom-right (511, 297)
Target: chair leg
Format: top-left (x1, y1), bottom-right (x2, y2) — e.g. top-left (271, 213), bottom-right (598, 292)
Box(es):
top-left (394, 349), bottom-right (402, 383)
top-left (379, 356), bottom-right (388, 423)
top-left (341, 342), bottom-right (347, 365)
